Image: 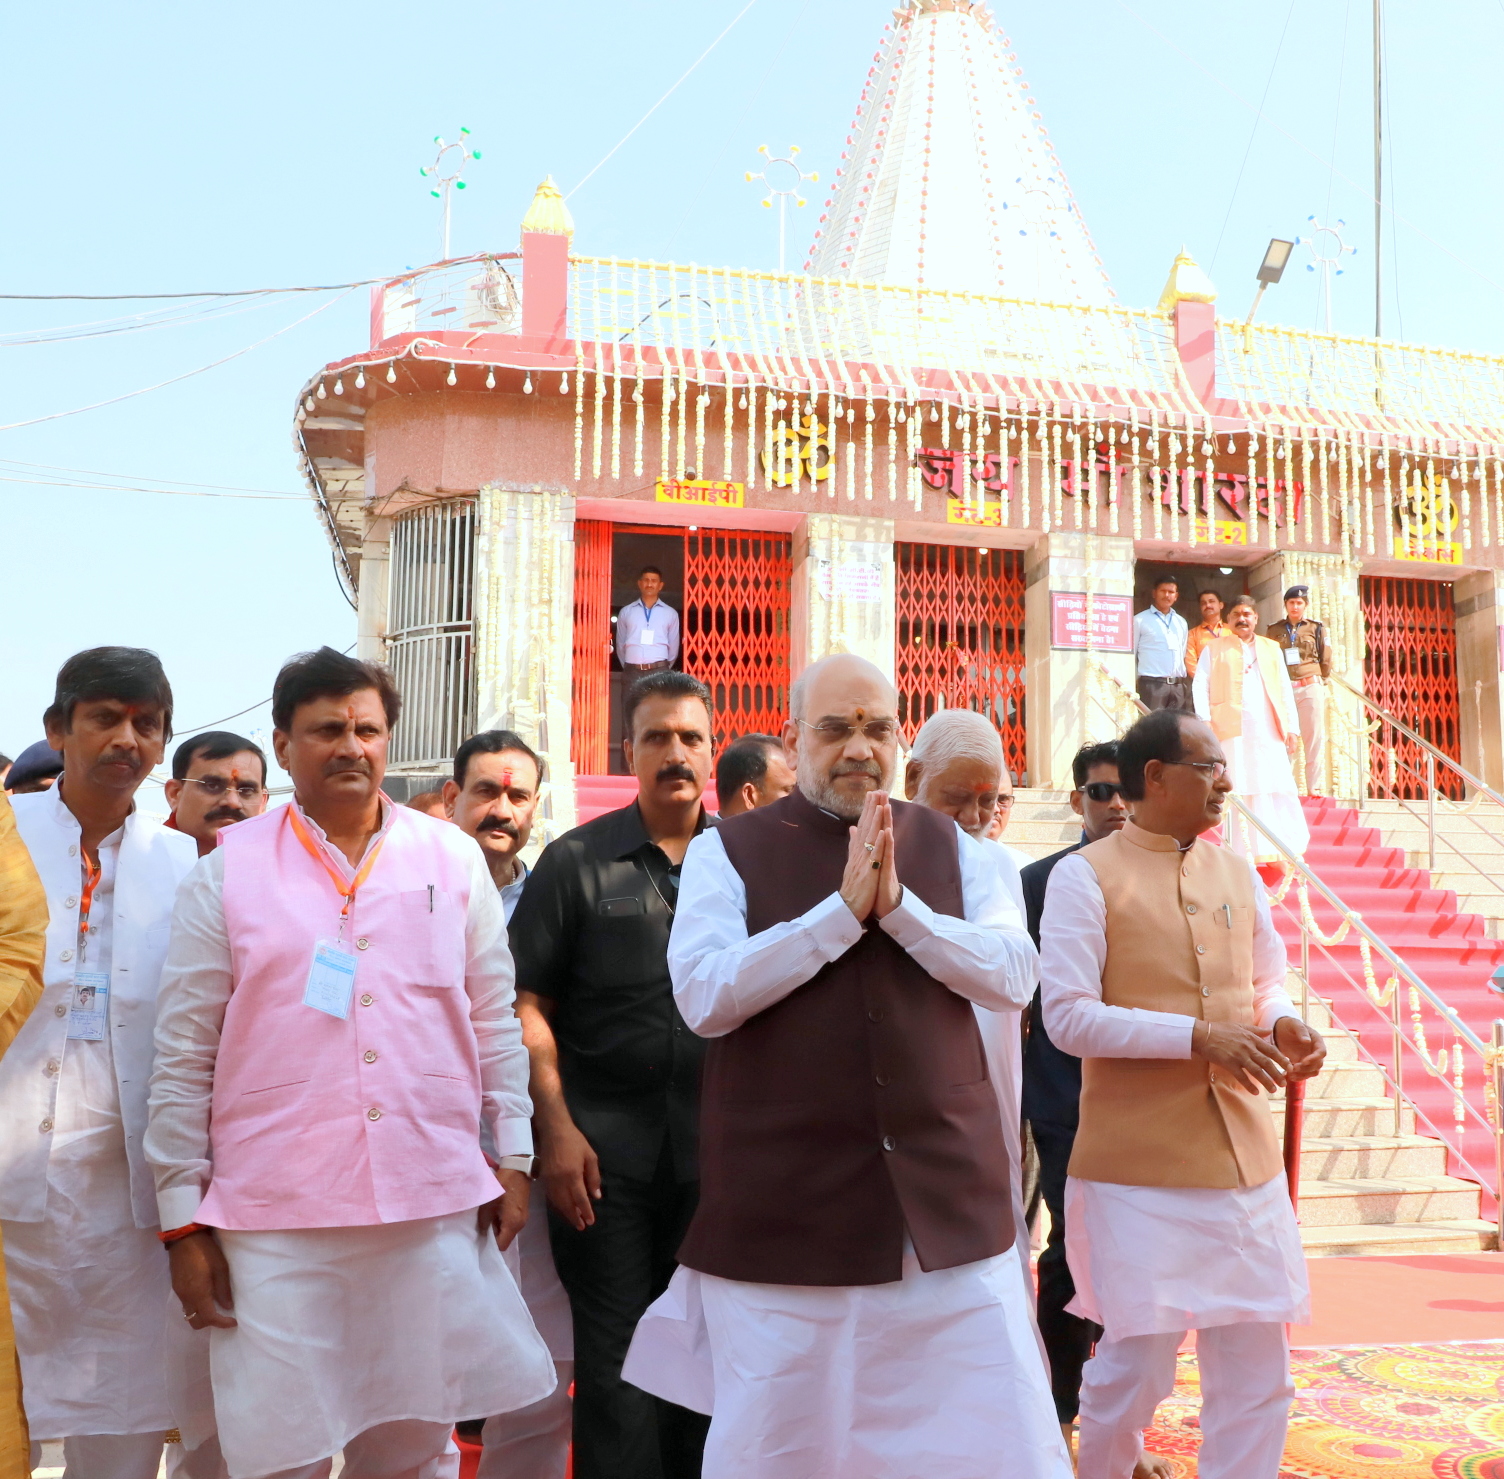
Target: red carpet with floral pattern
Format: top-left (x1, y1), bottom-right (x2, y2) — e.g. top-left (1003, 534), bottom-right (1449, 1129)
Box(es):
top-left (1142, 1341), bottom-right (1504, 1477)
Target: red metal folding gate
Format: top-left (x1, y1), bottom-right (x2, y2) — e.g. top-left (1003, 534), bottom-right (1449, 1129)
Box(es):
top-left (1360, 575), bottom-right (1462, 799)
top-left (895, 543), bottom-right (1027, 778)
top-left (682, 529), bottom-right (793, 743)
top-left (570, 520), bottom-right (614, 776)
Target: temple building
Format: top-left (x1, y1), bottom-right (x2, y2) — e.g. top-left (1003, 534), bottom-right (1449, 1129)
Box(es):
top-left (293, 0), bottom-right (1504, 831)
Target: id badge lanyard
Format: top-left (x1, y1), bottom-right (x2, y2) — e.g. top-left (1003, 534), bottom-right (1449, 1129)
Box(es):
top-left (77, 848), bottom-right (102, 964)
top-left (286, 804), bottom-right (390, 946)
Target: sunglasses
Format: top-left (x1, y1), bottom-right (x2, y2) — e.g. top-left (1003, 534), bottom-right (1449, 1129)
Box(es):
top-left (1082, 781), bottom-right (1123, 802)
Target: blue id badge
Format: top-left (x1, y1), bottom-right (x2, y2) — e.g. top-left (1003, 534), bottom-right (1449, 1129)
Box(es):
top-left (304, 939), bottom-right (358, 1019)
top-left (67, 972), bottom-right (110, 1041)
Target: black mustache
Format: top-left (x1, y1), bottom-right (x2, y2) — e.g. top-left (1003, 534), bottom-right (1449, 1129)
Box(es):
top-left (97, 750), bottom-right (143, 773)
top-left (656, 764), bottom-right (697, 784)
top-left (323, 759), bottom-right (371, 777)
top-left (477, 819), bottom-right (520, 838)
top-left (204, 807), bottom-right (246, 824)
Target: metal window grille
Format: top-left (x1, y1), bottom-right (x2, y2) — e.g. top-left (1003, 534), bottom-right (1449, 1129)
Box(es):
top-left (386, 500), bottom-right (477, 768)
top-left (1360, 576), bottom-right (1462, 800)
top-left (683, 530), bottom-right (792, 743)
top-left (571, 520), bottom-right (614, 776)
top-left (895, 543), bottom-right (1027, 778)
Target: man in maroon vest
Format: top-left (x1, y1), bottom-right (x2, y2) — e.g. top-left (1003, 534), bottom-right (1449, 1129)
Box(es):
top-left (623, 655), bottom-right (1069, 1478)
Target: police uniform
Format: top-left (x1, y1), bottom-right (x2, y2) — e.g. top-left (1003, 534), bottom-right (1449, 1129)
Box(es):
top-left (1266, 585), bottom-right (1332, 795)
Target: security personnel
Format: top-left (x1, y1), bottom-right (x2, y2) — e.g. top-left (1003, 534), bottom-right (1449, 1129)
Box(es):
top-left (1266, 584), bottom-right (1332, 796)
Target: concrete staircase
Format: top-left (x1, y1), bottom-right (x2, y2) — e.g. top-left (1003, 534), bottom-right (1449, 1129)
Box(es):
top-left (1360, 796), bottom-right (1504, 936)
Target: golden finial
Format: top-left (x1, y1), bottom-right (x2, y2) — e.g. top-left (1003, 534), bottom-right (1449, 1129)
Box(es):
top-left (1157, 247), bottom-right (1218, 312)
top-left (521, 176), bottom-right (574, 238)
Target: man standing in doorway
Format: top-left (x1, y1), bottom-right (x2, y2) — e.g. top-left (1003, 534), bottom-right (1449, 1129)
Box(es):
top-left (509, 671), bottom-right (715, 1479)
top-left (1266, 585), bottom-right (1332, 797)
top-left (148, 647), bottom-right (554, 1479)
top-left (1133, 576), bottom-right (1189, 711)
top-left (164, 732), bottom-right (269, 857)
top-left (1041, 710), bottom-right (1325, 1479)
top-left (1, 648), bottom-right (198, 1479)
top-left (615, 567), bottom-right (682, 678)
top-left (445, 729), bottom-right (576, 1479)
top-left (714, 735), bottom-right (795, 819)
top-left (1185, 590), bottom-right (1228, 679)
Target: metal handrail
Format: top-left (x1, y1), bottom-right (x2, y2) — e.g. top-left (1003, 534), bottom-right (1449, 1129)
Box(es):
top-left (1337, 675), bottom-right (1504, 809)
top-left (1086, 659), bottom-right (1503, 1234)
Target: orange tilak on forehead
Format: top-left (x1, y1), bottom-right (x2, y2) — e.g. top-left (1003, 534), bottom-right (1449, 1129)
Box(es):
top-left (501, 768), bottom-right (514, 788)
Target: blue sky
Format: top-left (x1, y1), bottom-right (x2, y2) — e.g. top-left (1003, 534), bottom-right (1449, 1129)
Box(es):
top-left (3, 0), bottom-right (1502, 786)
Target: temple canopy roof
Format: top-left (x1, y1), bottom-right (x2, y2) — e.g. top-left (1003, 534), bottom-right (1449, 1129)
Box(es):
top-left (807, 0), bottom-right (1112, 305)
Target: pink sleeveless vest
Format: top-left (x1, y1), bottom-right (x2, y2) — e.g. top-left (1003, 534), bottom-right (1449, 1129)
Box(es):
top-left (198, 803), bottom-right (502, 1230)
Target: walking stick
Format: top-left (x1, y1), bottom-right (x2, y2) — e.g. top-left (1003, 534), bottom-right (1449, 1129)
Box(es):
top-left (1283, 1077), bottom-right (1306, 1211)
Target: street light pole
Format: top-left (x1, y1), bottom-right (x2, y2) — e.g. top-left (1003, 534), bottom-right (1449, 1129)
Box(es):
top-left (745, 146), bottom-right (818, 273)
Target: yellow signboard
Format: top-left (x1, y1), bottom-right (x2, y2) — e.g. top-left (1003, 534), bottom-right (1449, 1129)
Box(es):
top-left (946, 500), bottom-right (1002, 527)
top-left (1392, 535), bottom-right (1462, 565)
top-left (1191, 519), bottom-right (1247, 546)
top-left (655, 479), bottom-right (745, 509)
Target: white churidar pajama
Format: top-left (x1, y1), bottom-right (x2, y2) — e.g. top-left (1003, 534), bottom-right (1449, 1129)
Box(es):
top-left (149, 807), bottom-right (555, 1479)
top-left (1040, 853), bottom-right (1310, 1479)
top-left (1192, 641), bottom-right (1310, 862)
top-left (625, 821), bottom-right (1070, 1479)
top-left (3, 813), bottom-right (172, 1479)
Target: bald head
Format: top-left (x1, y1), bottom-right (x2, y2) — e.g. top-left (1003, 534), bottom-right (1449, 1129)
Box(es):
top-left (904, 710), bottom-right (1007, 839)
top-left (785, 654), bottom-right (901, 820)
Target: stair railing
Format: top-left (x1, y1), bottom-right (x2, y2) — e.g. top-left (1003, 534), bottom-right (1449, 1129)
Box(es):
top-left (1334, 676), bottom-right (1504, 874)
top-left (1086, 660), bottom-right (1504, 1240)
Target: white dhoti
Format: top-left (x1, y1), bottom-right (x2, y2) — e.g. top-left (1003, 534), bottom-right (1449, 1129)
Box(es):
top-left (1066, 1173), bottom-right (1307, 1479)
top-left (480, 1192), bottom-right (575, 1479)
top-left (210, 1209), bottom-right (555, 1479)
top-left (625, 1243), bottom-right (1071, 1479)
top-left (3, 1045), bottom-right (173, 1449)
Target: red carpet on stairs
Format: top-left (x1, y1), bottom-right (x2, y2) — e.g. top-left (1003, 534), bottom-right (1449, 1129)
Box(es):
top-left (1278, 797), bottom-right (1504, 1178)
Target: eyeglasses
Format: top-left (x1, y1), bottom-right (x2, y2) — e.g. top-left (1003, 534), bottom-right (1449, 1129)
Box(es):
top-left (184, 777), bottom-right (265, 801)
top-left (797, 719), bottom-right (899, 746)
top-left (1083, 781), bottom-right (1123, 802)
top-left (1164, 760), bottom-right (1228, 782)
top-left (994, 794), bottom-right (1016, 810)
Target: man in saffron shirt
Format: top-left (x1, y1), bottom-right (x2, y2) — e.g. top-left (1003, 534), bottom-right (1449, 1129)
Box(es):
top-left (147, 647), bottom-right (552, 1479)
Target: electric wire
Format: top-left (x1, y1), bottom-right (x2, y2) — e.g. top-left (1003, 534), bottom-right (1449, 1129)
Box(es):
top-left (0, 288), bottom-right (355, 432)
top-left (567, 0), bottom-right (760, 199)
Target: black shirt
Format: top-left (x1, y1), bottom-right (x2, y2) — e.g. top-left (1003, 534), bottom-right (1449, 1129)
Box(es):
top-left (509, 802), bottom-right (711, 1183)
top-left (1020, 838), bottom-right (1086, 1130)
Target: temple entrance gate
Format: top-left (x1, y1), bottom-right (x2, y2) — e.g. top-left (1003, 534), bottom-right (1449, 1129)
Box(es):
top-left (1361, 575), bottom-right (1463, 799)
top-left (895, 542), bottom-right (1027, 779)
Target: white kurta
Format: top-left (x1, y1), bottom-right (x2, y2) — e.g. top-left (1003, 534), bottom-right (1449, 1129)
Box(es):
top-left (1, 803), bottom-right (193, 1440)
top-left (1192, 639), bottom-right (1310, 862)
top-left (626, 818), bottom-right (1069, 1479)
top-left (148, 800), bottom-right (554, 1475)
top-left (1039, 852), bottom-right (1309, 1340)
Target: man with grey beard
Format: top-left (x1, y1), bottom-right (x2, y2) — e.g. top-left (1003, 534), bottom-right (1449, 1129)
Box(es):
top-left (624, 654), bottom-right (1067, 1479)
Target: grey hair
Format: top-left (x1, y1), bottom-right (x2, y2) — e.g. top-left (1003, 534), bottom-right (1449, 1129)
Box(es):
top-left (909, 709), bottom-right (1004, 775)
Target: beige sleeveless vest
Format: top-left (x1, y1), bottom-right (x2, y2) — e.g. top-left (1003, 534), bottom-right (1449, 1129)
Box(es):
top-left (1068, 821), bottom-right (1284, 1190)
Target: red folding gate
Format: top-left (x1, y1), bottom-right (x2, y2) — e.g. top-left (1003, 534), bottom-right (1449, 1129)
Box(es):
top-left (570, 522), bottom-right (793, 772)
top-left (1360, 576), bottom-right (1462, 799)
top-left (683, 529), bottom-right (792, 743)
top-left (570, 520), bottom-right (614, 776)
top-left (895, 543), bottom-right (1027, 778)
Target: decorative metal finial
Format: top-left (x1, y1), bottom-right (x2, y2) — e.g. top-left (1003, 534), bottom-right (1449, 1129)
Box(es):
top-left (1297, 216), bottom-right (1356, 334)
top-left (420, 128), bottom-right (481, 262)
top-left (745, 145), bottom-right (818, 273)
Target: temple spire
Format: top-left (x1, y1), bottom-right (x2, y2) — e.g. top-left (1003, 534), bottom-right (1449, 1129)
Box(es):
top-left (807, 1), bottom-right (1112, 304)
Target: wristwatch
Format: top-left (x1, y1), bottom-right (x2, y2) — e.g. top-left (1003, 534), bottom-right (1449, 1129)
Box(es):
top-left (496, 1154), bottom-right (537, 1176)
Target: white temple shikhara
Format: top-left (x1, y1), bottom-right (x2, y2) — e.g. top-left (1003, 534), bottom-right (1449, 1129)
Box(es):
top-left (810, 0), bottom-right (1112, 306)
